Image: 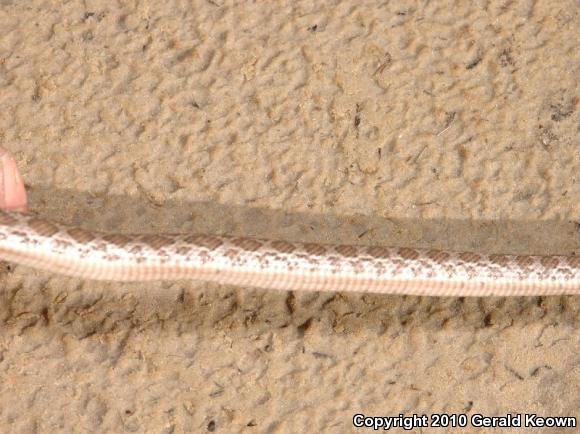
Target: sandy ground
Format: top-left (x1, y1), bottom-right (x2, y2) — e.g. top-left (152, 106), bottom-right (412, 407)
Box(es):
top-left (0, 0), bottom-right (578, 432)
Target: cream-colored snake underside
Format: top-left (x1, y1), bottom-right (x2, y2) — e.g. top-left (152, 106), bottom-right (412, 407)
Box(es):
top-left (0, 210), bottom-right (578, 296)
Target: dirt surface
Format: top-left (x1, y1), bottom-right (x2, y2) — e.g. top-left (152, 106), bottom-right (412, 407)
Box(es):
top-left (0, 0), bottom-right (578, 432)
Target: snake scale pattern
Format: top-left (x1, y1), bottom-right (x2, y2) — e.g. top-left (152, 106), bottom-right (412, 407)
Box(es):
top-left (0, 210), bottom-right (578, 296)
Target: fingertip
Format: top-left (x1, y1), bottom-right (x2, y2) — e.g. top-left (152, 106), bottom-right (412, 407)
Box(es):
top-left (0, 148), bottom-right (28, 212)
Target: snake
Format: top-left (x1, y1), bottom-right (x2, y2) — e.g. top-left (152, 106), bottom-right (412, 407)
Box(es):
top-left (0, 209), bottom-right (578, 296)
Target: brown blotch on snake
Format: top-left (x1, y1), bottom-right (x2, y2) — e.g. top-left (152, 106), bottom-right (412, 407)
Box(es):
top-left (568, 256), bottom-right (580, 268)
top-left (427, 250), bottom-right (451, 264)
top-left (0, 213), bottom-right (17, 226)
top-left (231, 237), bottom-right (263, 252)
top-left (270, 240), bottom-right (296, 254)
top-left (175, 246), bottom-right (194, 256)
top-left (28, 218), bottom-right (60, 237)
top-left (304, 243), bottom-right (327, 256)
top-left (366, 246), bottom-right (391, 259)
top-left (68, 227), bottom-right (98, 244)
top-left (397, 248), bottom-right (420, 260)
top-left (102, 234), bottom-right (132, 247)
top-left (459, 252), bottom-right (483, 264)
top-left (515, 255), bottom-right (535, 268)
top-left (183, 234), bottom-right (223, 250)
top-left (223, 249), bottom-right (241, 261)
top-left (128, 244), bottom-right (144, 254)
top-left (489, 254), bottom-right (509, 267)
top-left (540, 256), bottom-right (560, 269)
top-left (53, 239), bottom-right (73, 249)
top-left (335, 245), bottom-right (359, 257)
top-left (139, 234), bottom-right (175, 250)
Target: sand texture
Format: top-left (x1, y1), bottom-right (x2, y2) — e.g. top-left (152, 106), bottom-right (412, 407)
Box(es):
top-left (0, 0), bottom-right (578, 432)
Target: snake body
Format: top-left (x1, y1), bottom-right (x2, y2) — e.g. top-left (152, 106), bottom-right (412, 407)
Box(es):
top-left (0, 210), bottom-right (578, 296)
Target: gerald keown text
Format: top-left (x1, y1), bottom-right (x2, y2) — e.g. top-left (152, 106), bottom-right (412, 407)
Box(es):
top-left (352, 413), bottom-right (577, 430)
